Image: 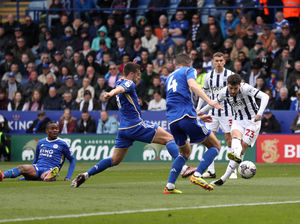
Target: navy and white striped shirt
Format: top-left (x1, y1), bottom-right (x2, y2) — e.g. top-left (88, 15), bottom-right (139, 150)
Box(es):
top-left (217, 83), bottom-right (260, 121)
top-left (200, 68), bottom-right (234, 117)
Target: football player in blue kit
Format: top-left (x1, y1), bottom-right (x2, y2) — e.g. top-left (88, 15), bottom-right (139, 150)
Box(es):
top-left (72, 62), bottom-right (193, 194)
top-left (0, 122), bottom-right (76, 182)
top-left (165, 54), bottom-right (223, 191)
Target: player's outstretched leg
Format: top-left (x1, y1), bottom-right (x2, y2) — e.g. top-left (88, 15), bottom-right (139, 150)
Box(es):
top-left (2, 167), bottom-right (21, 180)
top-left (211, 160), bottom-right (239, 186)
top-left (227, 138), bottom-right (242, 163)
top-left (43, 167), bottom-right (59, 182)
top-left (201, 161), bottom-right (216, 178)
top-left (0, 170), bottom-right (4, 181)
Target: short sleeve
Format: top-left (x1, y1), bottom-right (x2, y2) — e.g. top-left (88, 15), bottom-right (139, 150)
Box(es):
top-left (217, 87), bottom-right (227, 102)
top-left (119, 80), bottom-right (135, 93)
top-left (242, 83), bottom-right (260, 97)
top-left (186, 68), bottom-right (197, 80)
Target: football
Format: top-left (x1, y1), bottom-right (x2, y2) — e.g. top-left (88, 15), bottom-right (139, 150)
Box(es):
top-left (238, 161), bottom-right (256, 179)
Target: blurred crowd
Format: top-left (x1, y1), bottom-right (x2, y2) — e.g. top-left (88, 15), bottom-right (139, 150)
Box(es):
top-left (0, 0), bottom-right (299, 116)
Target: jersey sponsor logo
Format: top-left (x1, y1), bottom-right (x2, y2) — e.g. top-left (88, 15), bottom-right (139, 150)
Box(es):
top-left (228, 99), bottom-right (244, 110)
top-left (211, 86), bottom-right (224, 94)
top-left (40, 148), bottom-right (54, 158)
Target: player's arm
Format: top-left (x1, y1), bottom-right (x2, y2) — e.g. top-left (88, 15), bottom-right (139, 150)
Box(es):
top-left (32, 142), bottom-right (41, 165)
top-left (63, 144), bottom-right (76, 181)
top-left (104, 86), bottom-right (125, 100)
top-left (187, 78), bottom-right (223, 110)
top-left (254, 91), bottom-right (269, 122)
top-left (196, 74), bottom-right (210, 110)
top-left (198, 88), bottom-right (226, 115)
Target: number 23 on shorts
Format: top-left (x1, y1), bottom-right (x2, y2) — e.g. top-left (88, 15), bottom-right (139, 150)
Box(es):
top-left (245, 129), bottom-right (255, 138)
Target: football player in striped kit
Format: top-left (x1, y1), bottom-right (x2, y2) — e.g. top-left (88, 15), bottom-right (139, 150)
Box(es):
top-left (196, 52), bottom-right (237, 179)
top-left (199, 74), bottom-right (269, 186)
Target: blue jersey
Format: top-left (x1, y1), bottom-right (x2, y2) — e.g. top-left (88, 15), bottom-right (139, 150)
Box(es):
top-left (33, 137), bottom-right (74, 170)
top-left (116, 79), bottom-right (142, 129)
top-left (165, 67), bottom-right (198, 124)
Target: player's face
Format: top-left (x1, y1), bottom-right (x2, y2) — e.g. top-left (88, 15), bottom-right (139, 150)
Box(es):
top-left (213, 56), bottom-right (225, 70)
top-left (47, 123), bottom-right (59, 140)
top-left (228, 84), bottom-right (240, 97)
top-left (133, 69), bottom-right (141, 83)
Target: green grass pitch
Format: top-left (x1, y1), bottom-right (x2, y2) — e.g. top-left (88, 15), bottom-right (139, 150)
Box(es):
top-left (0, 162), bottom-right (300, 224)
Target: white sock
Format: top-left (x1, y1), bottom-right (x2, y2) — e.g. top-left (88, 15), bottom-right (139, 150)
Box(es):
top-left (180, 165), bottom-right (188, 174)
top-left (84, 172), bottom-right (89, 179)
top-left (231, 138), bottom-right (242, 157)
top-left (207, 161), bottom-right (215, 173)
top-left (166, 183), bottom-right (175, 190)
top-left (221, 160), bottom-right (238, 182)
top-left (194, 171), bottom-right (201, 177)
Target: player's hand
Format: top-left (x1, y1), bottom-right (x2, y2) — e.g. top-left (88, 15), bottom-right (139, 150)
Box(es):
top-left (200, 115), bottom-right (212, 123)
top-left (64, 178), bottom-right (71, 181)
top-left (103, 92), bottom-right (112, 100)
top-left (209, 101), bottom-right (223, 110)
top-left (196, 110), bottom-right (204, 116)
top-left (254, 115), bottom-right (262, 122)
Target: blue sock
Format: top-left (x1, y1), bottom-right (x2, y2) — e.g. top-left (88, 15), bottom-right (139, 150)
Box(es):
top-left (196, 147), bottom-right (219, 174)
top-left (166, 139), bottom-right (179, 159)
top-left (3, 168), bottom-right (21, 178)
top-left (87, 158), bottom-right (113, 176)
top-left (167, 155), bottom-right (187, 184)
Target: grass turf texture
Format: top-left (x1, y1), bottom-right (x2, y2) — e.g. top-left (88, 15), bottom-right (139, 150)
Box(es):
top-left (0, 162), bottom-right (299, 224)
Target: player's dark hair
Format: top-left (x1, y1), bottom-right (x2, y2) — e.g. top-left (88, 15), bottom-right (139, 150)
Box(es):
top-left (213, 52), bottom-right (224, 58)
top-left (175, 54), bottom-right (191, 66)
top-left (124, 62), bottom-right (140, 76)
top-left (46, 121), bottom-right (57, 128)
top-left (227, 74), bottom-right (242, 86)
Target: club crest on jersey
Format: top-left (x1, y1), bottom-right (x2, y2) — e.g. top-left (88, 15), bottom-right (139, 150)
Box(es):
top-left (53, 144), bottom-right (58, 149)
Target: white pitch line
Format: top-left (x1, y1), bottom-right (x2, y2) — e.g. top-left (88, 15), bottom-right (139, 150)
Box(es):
top-left (1, 200), bottom-right (300, 223)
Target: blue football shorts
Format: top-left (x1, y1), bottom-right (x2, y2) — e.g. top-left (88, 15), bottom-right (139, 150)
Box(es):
top-left (115, 121), bottom-right (159, 148)
top-left (170, 116), bottom-right (211, 147)
top-left (33, 164), bottom-right (52, 179)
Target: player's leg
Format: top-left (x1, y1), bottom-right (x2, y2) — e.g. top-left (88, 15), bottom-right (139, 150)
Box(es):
top-left (153, 126), bottom-right (188, 194)
top-left (224, 132), bottom-right (237, 179)
top-left (227, 129), bottom-right (243, 163)
top-left (41, 167), bottom-right (60, 182)
top-left (0, 164), bottom-right (38, 181)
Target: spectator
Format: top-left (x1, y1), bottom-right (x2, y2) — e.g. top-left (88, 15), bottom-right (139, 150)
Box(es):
top-left (141, 26), bottom-right (158, 59)
top-left (26, 111), bottom-right (51, 134)
top-left (153, 51), bottom-right (167, 73)
top-left (247, 60), bottom-right (262, 86)
top-left (177, 0), bottom-right (198, 22)
top-left (73, 64), bottom-right (86, 88)
top-left (141, 63), bottom-right (159, 88)
top-left (63, 46), bottom-right (74, 65)
top-left (94, 75), bottom-right (112, 99)
top-left (0, 51), bottom-right (15, 77)
top-left (230, 38), bottom-right (249, 61)
top-left (138, 96), bottom-right (148, 110)
top-left (198, 41), bottom-right (213, 61)
top-left (57, 76), bottom-right (78, 100)
top-left (154, 14), bottom-right (169, 40)
top-left (233, 60), bottom-right (247, 78)
top-left (290, 111), bottom-right (300, 133)
top-left (136, 16), bottom-right (148, 38)
top-left (257, 25), bottom-right (276, 50)
top-left (202, 52), bottom-right (213, 73)
top-left (266, 70), bottom-right (278, 97)
top-left (138, 49), bottom-right (151, 72)
top-left (57, 65), bottom-right (72, 84)
top-left (287, 37), bottom-right (300, 61)
top-left (146, 75), bottom-right (164, 101)
top-left (242, 26), bottom-right (257, 50)
top-left (57, 26), bottom-right (77, 51)
top-left (76, 77), bottom-right (95, 103)
top-left (168, 10), bottom-right (189, 47)
top-left (112, 36), bottom-right (133, 65)
top-left (2, 72), bottom-right (22, 101)
top-left (41, 73), bottom-right (60, 97)
top-left (106, 15), bottom-right (120, 40)
top-left (146, 0), bottom-right (169, 26)
top-left (49, 0), bottom-right (66, 27)
top-left (286, 61), bottom-right (300, 95)
top-left (3, 13), bottom-right (19, 39)
top-left (255, 76), bottom-right (266, 92)
top-left (121, 14), bottom-right (134, 33)
top-left (290, 90), bottom-right (300, 111)
top-left (76, 29), bottom-right (92, 52)
top-left (76, 110), bottom-right (96, 133)
top-left (52, 14), bottom-right (70, 39)
top-left (85, 54), bottom-right (101, 77)
top-left (52, 50), bottom-right (66, 76)
top-left (254, 15), bottom-right (266, 36)
top-left (105, 64), bottom-right (121, 88)
top-left (277, 24), bottom-right (291, 47)
top-left (99, 52), bottom-right (112, 76)
top-left (22, 89), bottom-right (43, 111)
top-left (19, 53), bottom-right (31, 78)
top-left (61, 91), bottom-right (78, 110)
top-left (268, 38), bottom-right (281, 60)
top-left (204, 24), bottom-right (223, 52)
top-left (21, 15), bottom-right (39, 48)
top-left (11, 37), bottom-right (35, 62)
top-left (220, 38), bottom-right (234, 54)
top-left (158, 28), bottom-right (174, 55)
top-left (43, 87), bottom-right (62, 110)
top-left (91, 26), bottom-right (111, 51)
top-left (186, 14), bottom-right (202, 48)
top-left (220, 11), bottom-right (239, 38)
top-left (264, 89), bottom-right (276, 110)
top-left (260, 109), bottom-right (281, 133)
top-left (7, 91), bottom-right (24, 111)
top-left (96, 110), bottom-right (118, 134)
top-left (131, 37), bottom-right (147, 61)
top-left (274, 87), bottom-right (291, 110)
top-left (37, 53), bottom-right (52, 74)
top-left (38, 63), bottom-right (56, 85)
top-left (75, 0), bottom-right (96, 22)
top-left (2, 63), bottom-right (22, 84)
top-left (118, 53), bottom-right (130, 74)
top-left (68, 51), bottom-right (84, 75)
top-left (272, 11), bottom-right (289, 35)
top-left (59, 108), bottom-right (77, 134)
top-left (235, 14), bottom-right (253, 38)
top-left (79, 90), bottom-right (100, 111)
top-left (99, 91), bottom-right (118, 111)
top-left (0, 88), bottom-right (10, 110)
top-left (148, 90), bottom-right (166, 111)
top-left (94, 39), bottom-right (111, 65)
top-left (272, 47), bottom-right (293, 83)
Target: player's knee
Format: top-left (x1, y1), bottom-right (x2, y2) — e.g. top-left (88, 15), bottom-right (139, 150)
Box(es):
top-left (111, 157), bottom-right (121, 166)
top-left (17, 165), bottom-right (25, 173)
top-left (226, 139), bottom-right (232, 148)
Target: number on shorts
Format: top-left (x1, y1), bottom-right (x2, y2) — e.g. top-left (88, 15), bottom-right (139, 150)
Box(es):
top-left (167, 75), bottom-right (178, 92)
top-left (229, 119), bottom-right (232, 127)
top-left (245, 129), bottom-right (254, 138)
